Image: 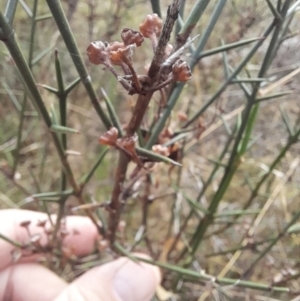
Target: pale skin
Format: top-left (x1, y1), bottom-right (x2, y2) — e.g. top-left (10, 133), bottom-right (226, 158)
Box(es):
top-left (0, 209), bottom-right (161, 301)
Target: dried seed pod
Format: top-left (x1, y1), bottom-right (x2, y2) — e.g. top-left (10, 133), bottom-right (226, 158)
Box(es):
top-left (172, 59), bottom-right (192, 82)
top-left (152, 145), bottom-right (170, 157)
top-left (99, 127), bottom-right (119, 146)
top-left (139, 13), bottom-right (163, 38)
top-left (109, 44), bottom-right (136, 66)
top-left (121, 28), bottom-right (144, 46)
top-left (86, 41), bottom-right (108, 65)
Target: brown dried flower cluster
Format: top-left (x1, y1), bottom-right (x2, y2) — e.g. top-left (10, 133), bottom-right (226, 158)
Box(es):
top-left (87, 13), bottom-right (193, 96)
top-left (89, 13), bottom-right (196, 169)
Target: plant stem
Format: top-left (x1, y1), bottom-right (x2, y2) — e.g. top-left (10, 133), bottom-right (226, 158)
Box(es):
top-left (150, 0), bottom-right (162, 18)
top-left (4, 0), bottom-right (18, 25)
top-left (133, 256), bottom-right (291, 293)
top-left (108, 0), bottom-right (182, 247)
top-left (180, 18), bottom-right (279, 263)
top-left (12, 0), bottom-right (38, 176)
top-left (0, 12), bottom-right (99, 231)
top-left (45, 0), bottom-right (111, 129)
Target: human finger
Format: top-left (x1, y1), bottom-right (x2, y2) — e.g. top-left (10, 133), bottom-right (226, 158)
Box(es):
top-left (54, 254), bottom-right (161, 301)
top-left (0, 263), bottom-right (66, 301)
top-left (0, 209), bottom-right (99, 271)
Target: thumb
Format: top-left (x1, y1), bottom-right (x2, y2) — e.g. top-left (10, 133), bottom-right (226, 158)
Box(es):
top-left (54, 254), bottom-right (161, 301)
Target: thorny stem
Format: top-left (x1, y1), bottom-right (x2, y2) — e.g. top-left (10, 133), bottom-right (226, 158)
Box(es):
top-left (12, 0), bottom-right (38, 176)
top-left (0, 12), bottom-right (100, 233)
top-left (206, 127), bottom-right (300, 239)
top-left (141, 174), bottom-right (155, 256)
top-left (178, 3), bottom-right (290, 268)
top-left (45, 0), bottom-right (111, 129)
top-left (148, 0), bottom-right (183, 78)
top-left (108, 0), bottom-right (182, 247)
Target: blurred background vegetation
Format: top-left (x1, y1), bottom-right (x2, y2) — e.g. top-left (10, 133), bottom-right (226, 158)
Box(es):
top-left (1, 0), bottom-right (300, 300)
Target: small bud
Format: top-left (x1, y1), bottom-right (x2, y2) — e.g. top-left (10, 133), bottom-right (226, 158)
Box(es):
top-left (86, 41), bottom-right (108, 65)
top-left (109, 44), bottom-right (136, 66)
top-left (121, 28), bottom-right (144, 46)
top-left (172, 60), bottom-right (192, 82)
top-left (152, 145), bottom-right (170, 157)
top-left (139, 14), bottom-right (163, 38)
top-left (99, 127), bottom-right (119, 146)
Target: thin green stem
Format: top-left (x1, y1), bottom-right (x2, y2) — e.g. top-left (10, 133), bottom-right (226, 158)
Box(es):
top-left (12, 0), bottom-right (38, 176)
top-left (181, 5), bottom-right (293, 263)
top-left (79, 147), bottom-right (109, 188)
top-left (197, 37), bottom-right (263, 60)
top-left (176, 0), bottom-right (211, 49)
top-left (183, 21), bottom-right (274, 129)
top-left (150, 0), bottom-right (162, 17)
top-left (54, 50), bottom-right (67, 192)
top-left (45, 0), bottom-right (111, 129)
top-left (4, 0), bottom-right (18, 25)
top-left (0, 12), bottom-right (78, 195)
top-left (134, 256), bottom-right (291, 293)
top-left (146, 0), bottom-right (225, 149)
top-left (244, 209), bottom-right (300, 277)
top-left (206, 128), bottom-right (300, 238)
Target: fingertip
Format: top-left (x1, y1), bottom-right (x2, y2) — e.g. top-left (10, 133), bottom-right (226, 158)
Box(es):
top-left (71, 255), bottom-right (161, 301)
top-left (0, 209), bottom-right (99, 270)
